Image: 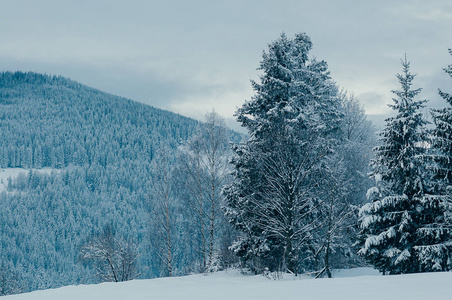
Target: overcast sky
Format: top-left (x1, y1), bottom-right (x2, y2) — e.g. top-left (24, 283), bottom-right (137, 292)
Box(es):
top-left (1, 0), bottom-right (451, 130)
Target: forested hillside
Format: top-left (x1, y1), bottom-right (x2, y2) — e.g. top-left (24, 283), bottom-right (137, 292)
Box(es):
top-left (0, 72), bottom-right (196, 168)
top-left (0, 72), bottom-right (216, 293)
top-left (0, 36), bottom-right (379, 294)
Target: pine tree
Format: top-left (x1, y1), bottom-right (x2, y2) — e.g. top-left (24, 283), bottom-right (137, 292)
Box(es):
top-left (358, 56), bottom-right (429, 274)
top-left (223, 32), bottom-right (342, 274)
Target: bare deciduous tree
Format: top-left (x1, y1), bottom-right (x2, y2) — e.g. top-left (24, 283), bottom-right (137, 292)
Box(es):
top-left (150, 146), bottom-right (177, 277)
top-left (177, 110), bottom-right (230, 272)
top-left (79, 226), bottom-right (141, 282)
top-left (201, 111), bottom-right (229, 269)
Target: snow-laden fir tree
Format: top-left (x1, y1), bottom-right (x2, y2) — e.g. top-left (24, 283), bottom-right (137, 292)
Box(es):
top-left (223, 32), bottom-right (342, 274)
top-left (431, 49), bottom-right (452, 186)
top-left (421, 48), bottom-right (452, 271)
top-left (357, 57), bottom-right (436, 274)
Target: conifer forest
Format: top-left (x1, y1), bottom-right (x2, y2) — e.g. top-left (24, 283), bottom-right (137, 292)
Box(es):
top-left (0, 32), bottom-right (451, 296)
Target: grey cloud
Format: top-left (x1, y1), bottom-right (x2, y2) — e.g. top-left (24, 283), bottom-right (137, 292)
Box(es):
top-left (0, 0), bottom-right (451, 125)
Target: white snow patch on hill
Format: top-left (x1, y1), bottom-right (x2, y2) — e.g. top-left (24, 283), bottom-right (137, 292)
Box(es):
top-left (0, 168), bottom-right (60, 192)
top-left (4, 268), bottom-right (452, 300)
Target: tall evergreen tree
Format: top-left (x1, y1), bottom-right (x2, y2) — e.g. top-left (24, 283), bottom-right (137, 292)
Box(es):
top-left (420, 48), bottom-right (452, 271)
top-left (358, 57), bottom-right (430, 274)
top-left (431, 49), bottom-right (452, 185)
top-left (223, 32), bottom-right (342, 274)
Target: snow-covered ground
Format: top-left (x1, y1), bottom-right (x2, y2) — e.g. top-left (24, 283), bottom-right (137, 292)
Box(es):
top-left (5, 268), bottom-right (452, 300)
top-left (0, 168), bottom-right (59, 192)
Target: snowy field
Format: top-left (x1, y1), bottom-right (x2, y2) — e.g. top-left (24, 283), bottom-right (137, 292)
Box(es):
top-left (5, 268), bottom-right (452, 300)
top-left (0, 168), bottom-right (59, 192)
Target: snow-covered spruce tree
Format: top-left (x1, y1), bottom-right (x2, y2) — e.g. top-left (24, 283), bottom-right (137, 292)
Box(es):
top-left (357, 57), bottom-right (431, 274)
top-left (431, 49), bottom-right (452, 185)
top-left (223, 32), bottom-right (342, 275)
top-left (421, 48), bottom-right (452, 271)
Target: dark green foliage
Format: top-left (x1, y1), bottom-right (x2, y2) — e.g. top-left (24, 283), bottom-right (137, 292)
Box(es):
top-left (358, 57), bottom-right (428, 274)
top-left (224, 33), bottom-right (346, 275)
top-left (431, 49), bottom-right (452, 186)
top-left (419, 48), bottom-right (452, 272)
top-left (358, 56), bottom-right (452, 274)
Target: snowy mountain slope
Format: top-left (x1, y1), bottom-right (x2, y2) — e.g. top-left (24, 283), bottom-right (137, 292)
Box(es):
top-left (0, 71), bottom-right (200, 170)
top-left (4, 269), bottom-right (452, 300)
top-left (0, 71), bottom-right (203, 291)
top-left (0, 71), bottom-right (243, 293)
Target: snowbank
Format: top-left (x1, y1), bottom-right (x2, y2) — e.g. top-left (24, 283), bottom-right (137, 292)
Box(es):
top-left (5, 268), bottom-right (452, 300)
